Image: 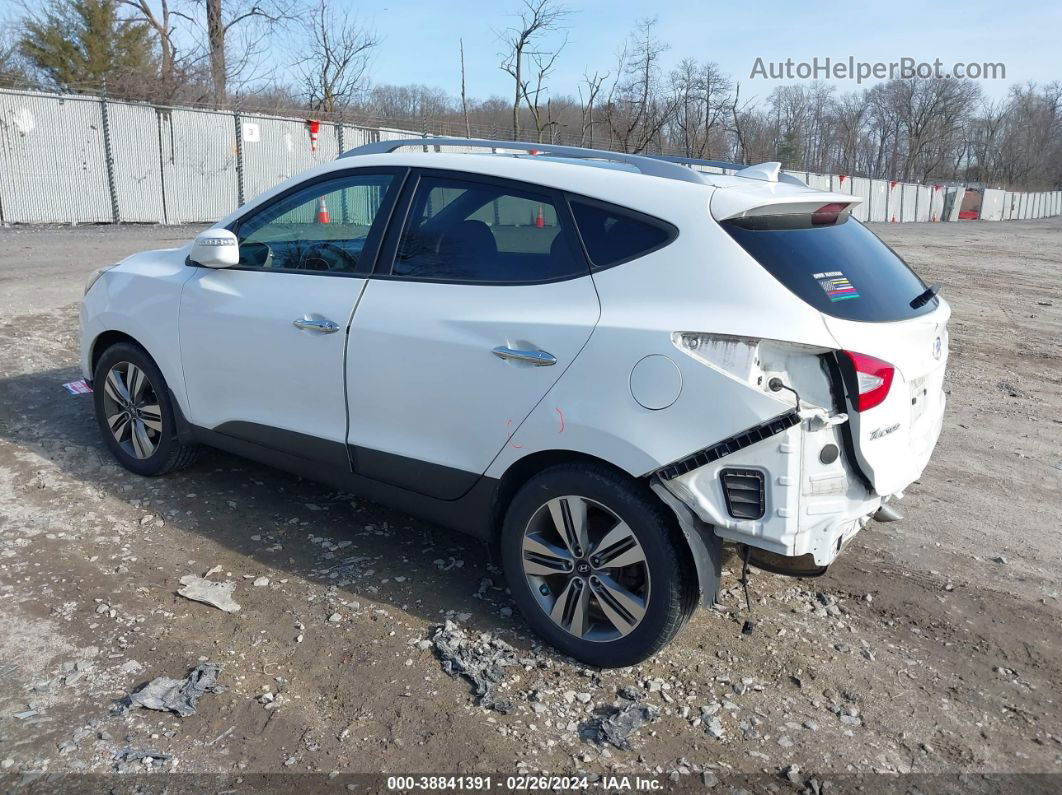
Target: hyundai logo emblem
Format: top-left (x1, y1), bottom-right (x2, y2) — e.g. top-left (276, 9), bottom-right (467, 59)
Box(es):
top-left (932, 337), bottom-right (942, 360)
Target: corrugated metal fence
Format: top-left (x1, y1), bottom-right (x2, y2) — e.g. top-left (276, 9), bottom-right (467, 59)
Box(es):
top-left (0, 87), bottom-right (1059, 225)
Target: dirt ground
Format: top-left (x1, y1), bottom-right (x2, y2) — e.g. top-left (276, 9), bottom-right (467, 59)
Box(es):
top-left (0, 220), bottom-right (1059, 791)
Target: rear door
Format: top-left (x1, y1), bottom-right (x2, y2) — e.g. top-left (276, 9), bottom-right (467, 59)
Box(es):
top-left (345, 170), bottom-right (600, 499)
top-left (722, 212), bottom-right (949, 495)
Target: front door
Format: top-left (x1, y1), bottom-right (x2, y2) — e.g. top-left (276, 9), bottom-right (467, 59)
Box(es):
top-left (179, 169), bottom-right (402, 459)
top-left (346, 170), bottom-right (600, 499)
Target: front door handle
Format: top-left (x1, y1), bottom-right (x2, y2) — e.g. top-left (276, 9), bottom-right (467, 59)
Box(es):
top-left (292, 317), bottom-right (339, 334)
top-left (492, 346), bottom-right (556, 366)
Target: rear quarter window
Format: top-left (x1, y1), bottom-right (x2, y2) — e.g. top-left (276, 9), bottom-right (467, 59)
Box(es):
top-left (569, 199), bottom-right (677, 270)
top-left (723, 214), bottom-right (938, 322)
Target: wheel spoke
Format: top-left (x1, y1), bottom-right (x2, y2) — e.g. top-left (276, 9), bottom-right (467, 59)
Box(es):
top-left (591, 521), bottom-right (646, 569)
top-left (591, 573), bottom-right (646, 636)
top-left (127, 364), bottom-right (147, 402)
top-left (139, 404), bottom-right (163, 432)
top-left (522, 533), bottom-right (573, 576)
top-left (108, 412), bottom-right (130, 442)
top-left (547, 497), bottom-right (589, 559)
top-left (104, 369), bottom-right (130, 404)
top-left (549, 578), bottom-right (590, 637)
top-left (130, 419), bottom-right (154, 458)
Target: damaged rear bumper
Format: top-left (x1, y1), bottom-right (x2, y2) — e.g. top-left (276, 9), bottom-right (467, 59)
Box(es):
top-left (658, 412), bottom-right (884, 569)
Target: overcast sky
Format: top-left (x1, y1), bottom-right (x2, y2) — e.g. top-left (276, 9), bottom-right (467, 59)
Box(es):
top-left (1, 0), bottom-right (1057, 101)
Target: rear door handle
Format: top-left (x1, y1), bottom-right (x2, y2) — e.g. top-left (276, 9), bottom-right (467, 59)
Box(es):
top-left (292, 318), bottom-right (339, 334)
top-left (492, 346), bottom-right (556, 366)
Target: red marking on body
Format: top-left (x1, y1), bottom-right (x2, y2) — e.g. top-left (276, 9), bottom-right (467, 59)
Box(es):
top-left (555, 407), bottom-right (565, 433)
top-left (506, 418), bottom-right (523, 449)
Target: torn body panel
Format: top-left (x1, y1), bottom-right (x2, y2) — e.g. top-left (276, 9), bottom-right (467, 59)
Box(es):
top-left (658, 335), bottom-right (881, 568)
top-left (660, 417), bottom-right (879, 567)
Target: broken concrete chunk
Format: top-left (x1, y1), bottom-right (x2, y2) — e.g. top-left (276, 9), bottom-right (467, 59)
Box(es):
top-left (177, 575), bottom-right (240, 613)
top-left (126, 662), bottom-right (226, 717)
top-left (580, 696), bottom-right (659, 750)
top-left (705, 716), bottom-right (725, 739)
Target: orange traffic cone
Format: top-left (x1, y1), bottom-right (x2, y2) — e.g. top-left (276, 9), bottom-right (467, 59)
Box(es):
top-left (534, 205), bottom-right (545, 229)
top-left (316, 196), bottom-right (330, 224)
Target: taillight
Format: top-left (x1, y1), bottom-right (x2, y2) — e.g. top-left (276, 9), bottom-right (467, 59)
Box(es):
top-left (811, 202), bottom-right (849, 225)
top-left (843, 351), bottom-right (895, 411)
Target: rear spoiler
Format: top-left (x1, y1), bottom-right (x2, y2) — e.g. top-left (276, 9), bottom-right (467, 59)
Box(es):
top-left (711, 187), bottom-right (863, 223)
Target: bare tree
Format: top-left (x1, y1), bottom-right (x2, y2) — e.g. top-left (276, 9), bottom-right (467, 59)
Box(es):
top-left (668, 58), bottom-right (731, 158)
top-left (498, 0), bottom-right (569, 140)
top-left (604, 18), bottom-right (676, 153)
top-left (119, 1), bottom-right (176, 84)
top-left (520, 31), bottom-right (567, 141)
top-left (5, 0), bottom-right (1060, 189)
top-left (459, 38), bottom-right (470, 137)
top-left (191, 0), bottom-right (293, 107)
top-left (542, 93), bottom-right (575, 143)
top-left (117, 0), bottom-right (209, 100)
top-left (578, 69), bottom-right (607, 147)
top-left (295, 0), bottom-right (376, 113)
top-left (727, 82), bottom-right (756, 164)
top-left (364, 83), bottom-right (455, 122)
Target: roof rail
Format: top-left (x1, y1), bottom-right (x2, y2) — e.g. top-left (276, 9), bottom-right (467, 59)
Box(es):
top-left (647, 153), bottom-right (749, 172)
top-left (649, 154), bottom-right (808, 186)
top-left (338, 137), bottom-right (709, 185)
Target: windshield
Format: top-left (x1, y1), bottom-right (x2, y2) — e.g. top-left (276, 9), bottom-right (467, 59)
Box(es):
top-left (723, 214), bottom-right (938, 322)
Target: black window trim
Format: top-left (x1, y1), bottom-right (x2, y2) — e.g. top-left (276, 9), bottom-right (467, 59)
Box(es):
top-left (564, 194), bottom-right (680, 271)
top-left (373, 167), bottom-right (593, 287)
top-left (200, 165), bottom-right (410, 279)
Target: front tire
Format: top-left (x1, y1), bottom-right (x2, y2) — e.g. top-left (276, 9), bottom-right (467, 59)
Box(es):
top-left (500, 463), bottom-right (696, 667)
top-left (93, 342), bottom-right (200, 476)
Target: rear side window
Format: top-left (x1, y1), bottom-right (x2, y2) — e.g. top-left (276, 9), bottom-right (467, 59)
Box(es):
top-left (392, 176), bottom-right (586, 283)
top-left (723, 215), bottom-right (938, 322)
top-left (569, 200), bottom-right (676, 269)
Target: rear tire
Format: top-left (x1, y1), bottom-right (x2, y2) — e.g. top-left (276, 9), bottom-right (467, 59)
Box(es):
top-left (500, 463), bottom-right (696, 667)
top-left (93, 342), bottom-right (200, 477)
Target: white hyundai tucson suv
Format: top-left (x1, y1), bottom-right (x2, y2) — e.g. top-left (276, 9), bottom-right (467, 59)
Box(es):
top-left (80, 138), bottom-right (949, 666)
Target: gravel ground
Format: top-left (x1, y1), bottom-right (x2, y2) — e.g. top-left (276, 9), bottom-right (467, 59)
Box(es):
top-left (0, 219), bottom-right (1059, 789)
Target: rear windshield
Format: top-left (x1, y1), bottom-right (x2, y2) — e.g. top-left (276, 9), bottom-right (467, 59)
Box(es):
top-left (723, 214), bottom-right (938, 322)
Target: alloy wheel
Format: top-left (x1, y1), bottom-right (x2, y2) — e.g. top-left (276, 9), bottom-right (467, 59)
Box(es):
top-left (101, 362), bottom-right (163, 459)
top-left (521, 495), bottom-right (651, 642)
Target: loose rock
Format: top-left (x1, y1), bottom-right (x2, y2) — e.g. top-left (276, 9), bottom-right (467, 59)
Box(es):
top-left (177, 575), bottom-right (240, 613)
top-left (580, 696), bottom-right (659, 750)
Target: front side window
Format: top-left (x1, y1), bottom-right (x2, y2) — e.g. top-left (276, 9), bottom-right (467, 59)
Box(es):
top-left (235, 173), bottom-right (395, 273)
top-left (392, 175), bottom-right (586, 283)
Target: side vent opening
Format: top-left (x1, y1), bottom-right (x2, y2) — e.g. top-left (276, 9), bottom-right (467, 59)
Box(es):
top-left (720, 469), bottom-right (766, 520)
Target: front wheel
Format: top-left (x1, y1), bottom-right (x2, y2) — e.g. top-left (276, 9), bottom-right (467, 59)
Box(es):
top-left (500, 463), bottom-right (696, 667)
top-left (93, 342), bottom-right (200, 476)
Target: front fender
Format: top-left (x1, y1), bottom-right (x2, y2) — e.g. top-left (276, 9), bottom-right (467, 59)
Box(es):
top-left (79, 250), bottom-right (196, 419)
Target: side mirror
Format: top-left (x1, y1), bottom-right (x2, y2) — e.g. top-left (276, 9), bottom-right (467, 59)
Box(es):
top-left (189, 229), bottom-right (239, 268)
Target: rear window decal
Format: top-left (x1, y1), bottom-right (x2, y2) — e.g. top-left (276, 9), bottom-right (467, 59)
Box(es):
top-left (814, 271), bottom-right (861, 302)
